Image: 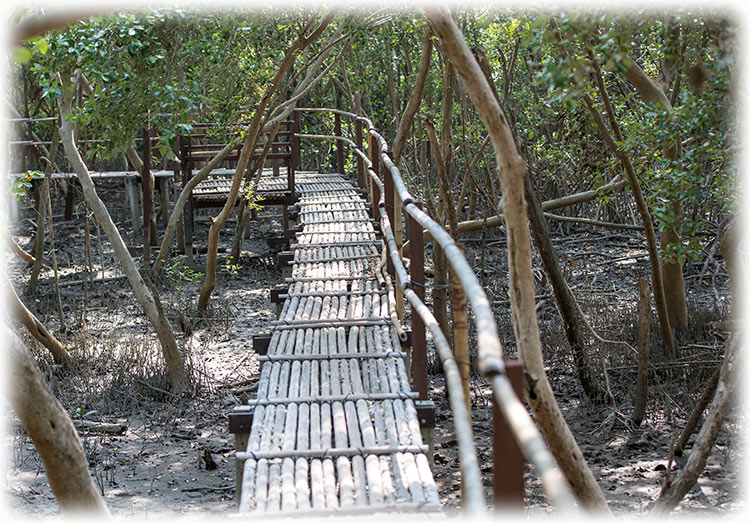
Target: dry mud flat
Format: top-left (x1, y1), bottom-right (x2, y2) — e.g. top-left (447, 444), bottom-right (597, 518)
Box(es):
top-left (3, 187), bottom-right (744, 518)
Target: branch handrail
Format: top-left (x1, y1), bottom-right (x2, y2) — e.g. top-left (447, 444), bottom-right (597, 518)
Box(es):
top-left (294, 107), bottom-right (577, 514)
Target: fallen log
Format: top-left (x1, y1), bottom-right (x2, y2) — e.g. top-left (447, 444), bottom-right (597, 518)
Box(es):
top-left (73, 420), bottom-right (128, 435)
top-left (416, 175), bottom-right (628, 245)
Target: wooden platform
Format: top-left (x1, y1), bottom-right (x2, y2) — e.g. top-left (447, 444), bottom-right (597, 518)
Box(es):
top-left (184, 168), bottom-right (298, 208)
top-left (234, 172), bottom-right (441, 517)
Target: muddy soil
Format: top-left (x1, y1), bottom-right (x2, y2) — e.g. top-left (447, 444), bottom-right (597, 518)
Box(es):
top-left (3, 181), bottom-right (744, 519)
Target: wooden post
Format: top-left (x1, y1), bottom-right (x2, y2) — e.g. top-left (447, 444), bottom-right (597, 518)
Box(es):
top-left (272, 142), bottom-right (280, 177)
top-left (492, 359), bottom-right (525, 509)
top-left (141, 125), bottom-right (157, 262)
top-left (369, 131), bottom-right (380, 222)
top-left (355, 119), bottom-right (365, 189)
top-left (290, 111), bottom-right (299, 203)
top-left (159, 177), bottom-right (170, 231)
top-left (229, 409), bottom-right (254, 504)
top-left (334, 112), bottom-right (345, 174)
top-left (408, 202), bottom-right (427, 400)
top-left (181, 134), bottom-right (194, 264)
top-left (383, 159), bottom-right (395, 277)
top-left (174, 135), bottom-right (185, 254)
top-left (394, 183), bottom-right (404, 324)
top-left (64, 180), bottom-right (75, 220)
top-left (126, 176), bottom-right (142, 237)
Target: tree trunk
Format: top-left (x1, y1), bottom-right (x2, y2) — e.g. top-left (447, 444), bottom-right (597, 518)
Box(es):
top-left (582, 85), bottom-right (675, 356)
top-left (229, 119), bottom-right (284, 261)
top-left (674, 365), bottom-right (720, 456)
top-left (651, 333), bottom-right (740, 514)
top-left (28, 181), bottom-right (48, 293)
top-left (9, 235), bottom-right (35, 265)
top-left (8, 329), bottom-right (109, 515)
top-left (392, 28), bottom-right (432, 165)
top-left (524, 173), bottom-right (604, 403)
top-left (57, 83), bottom-right (190, 393)
top-left (197, 17), bottom-right (334, 313)
top-left (450, 251), bottom-right (470, 412)
top-left (141, 124), bottom-right (157, 258)
top-left (30, 125), bottom-right (61, 295)
top-left (151, 138), bottom-right (241, 274)
top-left (432, 243), bottom-right (452, 350)
top-left (426, 7), bottom-right (610, 513)
top-left (425, 119), bottom-right (459, 360)
top-left (624, 59), bottom-right (688, 331)
top-left (7, 280), bottom-right (70, 365)
top-left (632, 276), bottom-right (651, 426)
top-left (46, 165), bottom-right (66, 333)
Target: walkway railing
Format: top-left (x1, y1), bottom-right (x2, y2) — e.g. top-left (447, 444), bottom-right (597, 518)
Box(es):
top-left (294, 107), bottom-right (577, 515)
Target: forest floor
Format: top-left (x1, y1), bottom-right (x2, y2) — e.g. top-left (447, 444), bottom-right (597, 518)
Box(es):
top-left (3, 180), bottom-right (746, 520)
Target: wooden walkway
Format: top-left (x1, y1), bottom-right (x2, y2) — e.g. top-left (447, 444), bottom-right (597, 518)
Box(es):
top-left (190, 168), bottom-right (294, 208)
top-left (233, 171), bottom-right (442, 517)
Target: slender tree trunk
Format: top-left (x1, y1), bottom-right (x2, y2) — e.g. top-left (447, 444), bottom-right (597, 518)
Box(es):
top-left (7, 281), bottom-right (70, 365)
top-left (582, 91), bottom-right (675, 356)
top-left (426, 7), bottom-right (610, 513)
top-left (8, 329), bottom-right (109, 515)
top-left (29, 183), bottom-right (47, 293)
top-left (450, 249), bottom-right (470, 412)
top-left (197, 17), bottom-right (334, 313)
top-left (229, 119), bottom-right (284, 261)
top-left (392, 28), bottom-right (432, 165)
top-left (46, 166), bottom-right (66, 334)
top-left (524, 173), bottom-right (604, 403)
top-left (425, 119), bottom-right (459, 358)
top-left (389, 28), bottom-right (432, 327)
top-left (230, 197), bottom-right (250, 263)
top-left (432, 243), bottom-right (452, 349)
top-left (9, 235), bottom-right (35, 265)
top-left (632, 276), bottom-right (651, 425)
top-left (651, 333), bottom-right (740, 514)
top-left (383, 37), bottom-right (400, 134)
top-left (30, 128), bottom-right (59, 295)
top-left (624, 60), bottom-right (688, 331)
top-left (674, 365), bottom-right (721, 455)
top-left (57, 82), bottom-right (190, 392)
top-left (151, 138), bottom-right (240, 274)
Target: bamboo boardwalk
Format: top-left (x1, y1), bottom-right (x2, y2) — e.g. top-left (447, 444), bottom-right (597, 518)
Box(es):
top-left (233, 171), bottom-right (442, 517)
top-left (190, 168), bottom-right (294, 207)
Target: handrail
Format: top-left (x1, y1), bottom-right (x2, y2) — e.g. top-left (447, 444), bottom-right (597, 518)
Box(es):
top-left (295, 126), bottom-right (486, 516)
top-left (295, 107), bottom-right (578, 514)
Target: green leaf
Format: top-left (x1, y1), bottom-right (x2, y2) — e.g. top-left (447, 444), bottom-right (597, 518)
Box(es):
top-left (33, 38), bottom-right (48, 55)
top-left (14, 46), bottom-right (32, 63)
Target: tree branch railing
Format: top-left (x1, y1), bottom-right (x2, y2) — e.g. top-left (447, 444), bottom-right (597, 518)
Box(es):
top-left (294, 107), bottom-right (577, 515)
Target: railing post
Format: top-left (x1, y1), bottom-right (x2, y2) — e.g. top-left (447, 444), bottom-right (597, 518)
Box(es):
top-left (174, 135), bottom-right (185, 254)
top-left (368, 130), bottom-right (380, 222)
top-left (290, 110), bottom-right (299, 203)
top-left (355, 119), bottom-right (365, 189)
top-left (181, 133), bottom-right (194, 264)
top-left (229, 408), bottom-right (254, 505)
top-left (272, 142), bottom-right (280, 177)
top-left (384, 159), bottom-right (395, 277)
top-left (408, 202), bottom-right (427, 400)
top-left (334, 112), bottom-right (345, 174)
top-left (492, 359), bottom-right (525, 510)
top-left (394, 182), bottom-right (404, 324)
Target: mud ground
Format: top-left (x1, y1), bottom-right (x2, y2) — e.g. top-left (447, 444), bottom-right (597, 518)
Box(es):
top-left (3, 180), bottom-right (744, 519)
